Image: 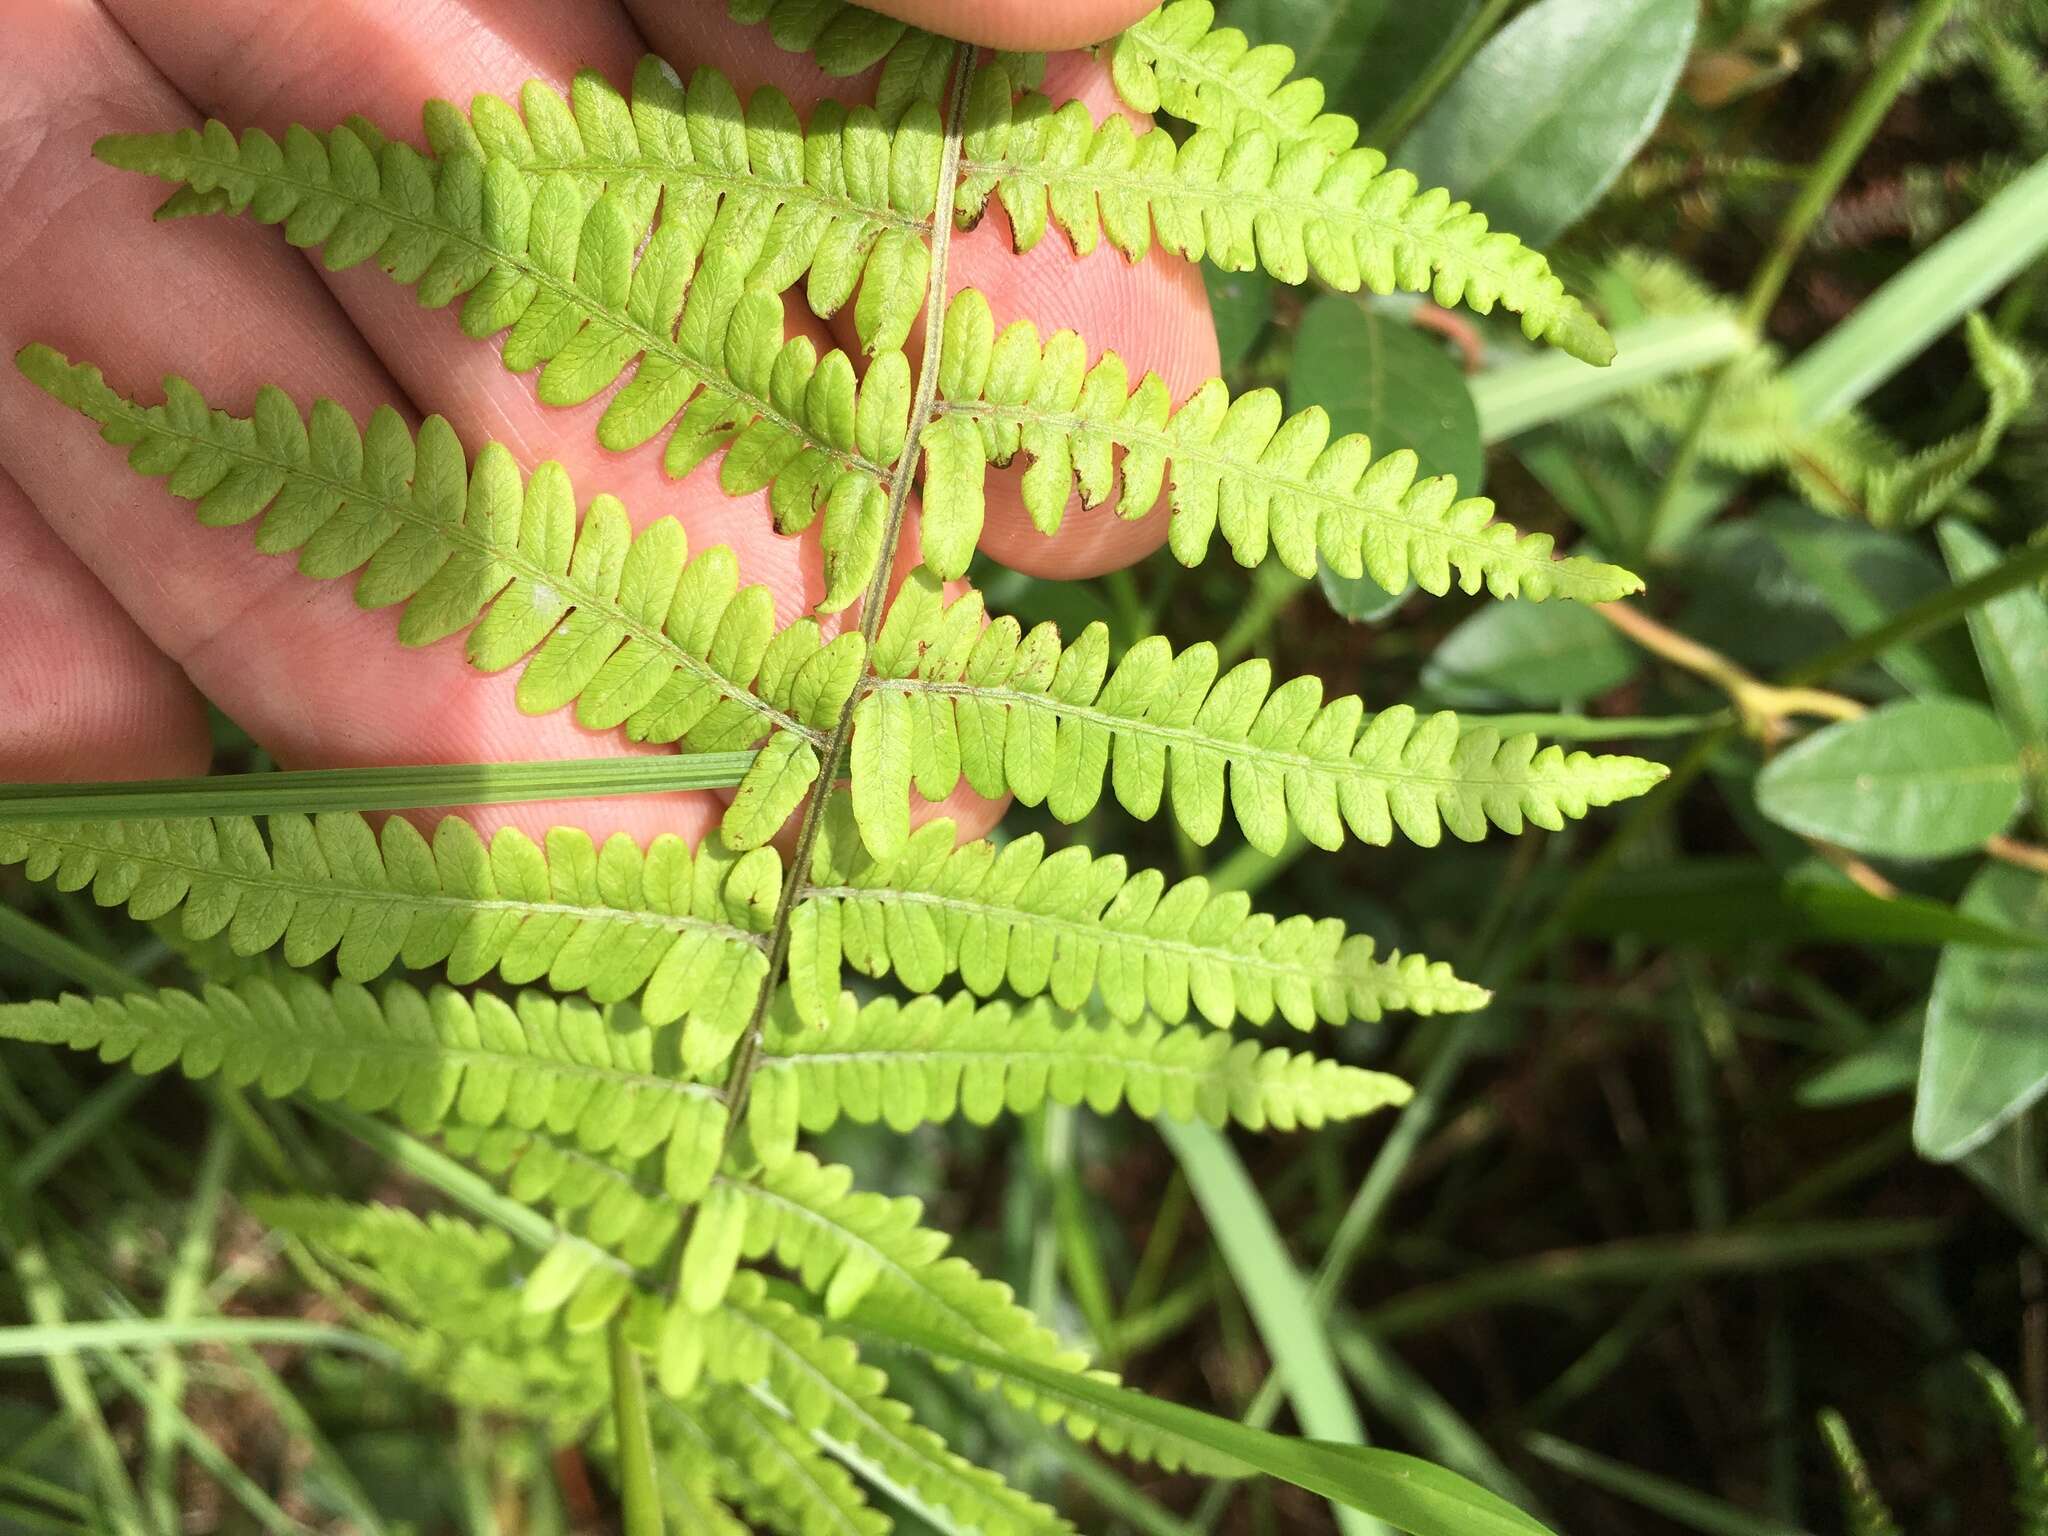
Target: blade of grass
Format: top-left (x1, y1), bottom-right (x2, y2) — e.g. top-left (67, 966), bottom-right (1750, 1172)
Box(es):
top-left (610, 1316), bottom-right (664, 1536)
top-left (0, 752), bottom-right (758, 822)
top-left (1523, 1433), bottom-right (1816, 1536)
top-left (1360, 1219), bottom-right (1943, 1337)
top-left (1333, 1328), bottom-right (1547, 1515)
top-left (1471, 314), bottom-right (1753, 443)
top-left (226, 1342), bottom-right (390, 1536)
top-left (94, 1346), bottom-right (311, 1536)
top-left (0, 1128), bottom-right (148, 1536)
top-left (0, 1317), bottom-right (395, 1361)
top-left (147, 1117), bottom-right (235, 1533)
top-left (10, 1075), bottom-right (152, 1195)
top-left (0, 905), bottom-right (145, 997)
top-left (1785, 151), bottom-right (2048, 423)
top-left (1158, 1118), bottom-right (1383, 1536)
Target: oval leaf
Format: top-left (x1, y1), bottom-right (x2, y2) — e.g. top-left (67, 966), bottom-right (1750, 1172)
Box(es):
top-left (1400, 0), bottom-right (1698, 246)
top-left (1755, 698), bottom-right (2024, 860)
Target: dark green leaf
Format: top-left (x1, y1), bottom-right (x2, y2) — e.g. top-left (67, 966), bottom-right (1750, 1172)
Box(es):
top-left (1755, 698), bottom-right (2024, 860)
top-left (1917, 865), bottom-right (2048, 1161)
top-left (1941, 518), bottom-right (2048, 826)
top-left (1400, 0), bottom-right (1698, 245)
top-left (1423, 601), bottom-right (1641, 706)
top-left (1204, 266), bottom-right (1275, 373)
top-left (1288, 297), bottom-right (1480, 622)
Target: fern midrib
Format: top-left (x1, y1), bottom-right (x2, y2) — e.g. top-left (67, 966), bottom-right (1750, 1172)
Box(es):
top-left (163, 140), bottom-right (900, 490)
top-left (709, 43), bottom-right (980, 1143)
top-left (863, 677), bottom-right (1600, 796)
top-left (38, 1008), bottom-right (722, 1103)
top-left (799, 882), bottom-right (1373, 997)
top-left (11, 826), bottom-right (764, 950)
top-left (515, 152), bottom-right (937, 238)
top-left (92, 389), bottom-right (818, 746)
top-left (955, 148), bottom-right (1570, 324)
top-left (936, 397), bottom-right (1579, 579)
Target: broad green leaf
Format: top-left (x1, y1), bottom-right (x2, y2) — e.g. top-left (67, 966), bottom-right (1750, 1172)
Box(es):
top-left (1423, 601), bottom-right (1641, 707)
top-left (1917, 865), bottom-right (2048, 1161)
top-left (1288, 298), bottom-right (1480, 622)
top-left (1762, 503), bottom-right (1982, 701)
top-left (1754, 699), bottom-right (2025, 860)
top-left (1400, 0), bottom-right (1698, 245)
top-left (850, 1314), bottom-right (1560, 1536)
top-left (1941, 518), bottom-right (2048, 827)
top-left (1215, 0), bottom-right (1477, 127)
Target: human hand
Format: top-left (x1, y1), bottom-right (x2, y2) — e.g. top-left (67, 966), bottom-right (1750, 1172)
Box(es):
top-left (0, 0), bottom-right (1217, 845)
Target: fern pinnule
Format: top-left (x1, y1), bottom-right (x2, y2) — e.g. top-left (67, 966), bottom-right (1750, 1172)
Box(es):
top-left (925, 290), bottom-right (1633, 595)
top-left (746, 990), bottom-right (1417, 1164)
top-left (15, 348), bottom-right (862, 845)
top-left (0, 812), bottom-right (776, 1059)
top-left (2, 977), bottom-right (731, 1199)
top-left (790, 811), bottom-right (1488, 1034)
top-left (857, 568), bottom-right (1667, 857)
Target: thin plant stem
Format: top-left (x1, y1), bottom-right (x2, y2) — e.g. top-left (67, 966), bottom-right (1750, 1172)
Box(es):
top-left (1642, 0), bottom-right (1965, 549)
top-left (147, 1118), bottom-right (236, 1533)
top-left (1370, 0), bottom-right (1518, 145)
top-left (610, 1316), bottom-right (663, 1536)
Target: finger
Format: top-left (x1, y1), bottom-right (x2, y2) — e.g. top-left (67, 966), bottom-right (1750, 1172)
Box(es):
top-left (0, 468), bottom-right (211, 782)
top-left (0, 2), bottom-right (719, 844)
top-left (618, 4), bottom-right (1222, 579)
top-left (857, 0), bottom-right (1154, 50)
top-left (100, 0), bottom-right (848, 629)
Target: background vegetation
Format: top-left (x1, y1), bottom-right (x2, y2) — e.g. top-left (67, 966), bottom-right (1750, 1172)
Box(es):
top-left (5, 0), bottom-right (2048, 1532)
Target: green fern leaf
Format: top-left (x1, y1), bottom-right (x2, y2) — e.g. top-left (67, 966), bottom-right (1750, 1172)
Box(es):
top-left (452, 1128), bottom-right (1083, 1377)
top-left (928, 290), bottom-right (1635, 591)
top-left (746, 989), bottom-right (1417, 1163)
top-left (3, 978), bottom-right (728, 1199)
top-left (725, 0), bottom-right (1046, 117)
top-left (681, 1275), bottom-right (1073, 1536)
top-left (957, 70), bottom-right (1613, 365)
top-left (0, 813), bottom-right (775, 1057)
top-left (15, 348), bottom-right (856, 837)
top-left (1105, 1), bottom-right (1359, 151)
top-left (88, 84), bottom-right (918, 611)
top-left (788, 810), bottom-right (1488, 1032)
top-left (684, 1390), bottom-right (890, 1536)
top-left (859, 568), bottom-right (1667, 855)
top-left (1969, 1355), bottom-right (2048, 1536)
top-left (1818, 1409), bottom-right (1901, 1536)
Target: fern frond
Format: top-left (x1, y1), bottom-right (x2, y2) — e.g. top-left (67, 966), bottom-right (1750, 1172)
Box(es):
top-left (1818, 1409), bottom-right (1902, 1536)
top-left (0, 813), bottom-right (775, 1059)
top-left (925, 290), bottom-right (1636, 593)
top-left (16, 349), bottom-right (859, 842)
top-left (685, 1274), bottom-right (1072, 1536)
top-left (452, 1128), bottom-right (1083, 1377)
top-left (1969, 1354), bottom-right (2048, 1536)
top-left (788, 811), bottom-right (1488, 1032)
top-left (5, 977), bottom-right (729, 1199)
top-left (685, 1390), bottom-right (890, 1536)
top-left (855, 568), bottom-right (1667, 856)
top-left (1105, 1), bottom-right (1358, 151)
top-left (956, 72), bottom-right (1612, 365)
top-left (89, 88), bottom-right (918, 610)
top-left (747, 989), bottom-right (1417, 1162)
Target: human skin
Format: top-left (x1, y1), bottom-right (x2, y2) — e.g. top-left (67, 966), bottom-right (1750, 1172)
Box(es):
top-left (0, 0), bottom-right (1217, 845)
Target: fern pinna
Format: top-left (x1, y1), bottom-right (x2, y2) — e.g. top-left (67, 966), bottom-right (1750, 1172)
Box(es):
top-left (4, 2), bottom-right (1664, 1530)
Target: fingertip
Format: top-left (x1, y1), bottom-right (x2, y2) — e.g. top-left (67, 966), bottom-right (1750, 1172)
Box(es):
top-left (859, 0), bottom-right (1154, 51)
